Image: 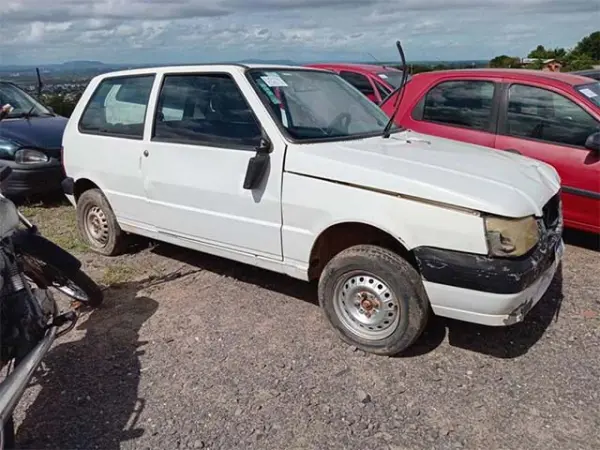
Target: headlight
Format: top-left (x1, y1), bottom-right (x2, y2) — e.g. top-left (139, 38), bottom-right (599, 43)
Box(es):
top-left (0, 138), bottom-right (18, 160)
top-left (14, 149), bottom-right (49, 164)
top-left (484, 215), bottom-right (539, 257)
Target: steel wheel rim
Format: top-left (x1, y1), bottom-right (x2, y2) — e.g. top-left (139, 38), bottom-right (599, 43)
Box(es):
top-left (333, 271), bottom-right (400, 341)
top-left (84, 205), bottom-right (109, 247)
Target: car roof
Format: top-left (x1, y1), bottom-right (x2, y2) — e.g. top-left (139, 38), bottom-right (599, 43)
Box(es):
top-left (92, 63), bottom-right (317, 79)
top-left (414, 68), bottom-right (592, 86)
top-left (306, 63), bottom-right (401, 74)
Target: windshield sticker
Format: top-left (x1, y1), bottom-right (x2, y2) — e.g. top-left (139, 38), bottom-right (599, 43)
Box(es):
top-left (378, 74), bottom-right (388, 79)
top-left (580, 88), bottom-right (598, 98)
top-left (261, 73), bottom-right (288, 87)
top-left (256, 79), bottom-right (281, 104)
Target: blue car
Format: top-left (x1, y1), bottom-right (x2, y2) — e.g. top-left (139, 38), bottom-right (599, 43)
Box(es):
top-left (0, 81), bottom-right (67, 197)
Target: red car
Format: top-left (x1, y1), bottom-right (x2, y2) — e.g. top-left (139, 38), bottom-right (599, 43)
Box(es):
top-left (305, 63), bottom-right (409, 104)
top-left (380, 69), bottom-right (600, 234)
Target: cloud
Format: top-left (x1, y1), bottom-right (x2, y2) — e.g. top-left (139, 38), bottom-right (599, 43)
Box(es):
top-left (0, 0), bottom-right (598, 64)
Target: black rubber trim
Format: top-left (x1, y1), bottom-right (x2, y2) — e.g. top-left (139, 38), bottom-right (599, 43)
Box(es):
top-left (562, 186), bottom-right (600, 200)
top-left (413, 231), bottom-right (561, 295)
top-left (61, 177), bottom-right (74, 196)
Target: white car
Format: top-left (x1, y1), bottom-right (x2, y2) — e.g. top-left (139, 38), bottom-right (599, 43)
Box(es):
top-left (61, 64), bottom-right (564, 356)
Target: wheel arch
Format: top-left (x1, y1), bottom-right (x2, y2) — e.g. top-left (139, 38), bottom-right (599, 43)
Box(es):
top-left (307, 221), bottom-right (418, 281)
top-left (73, 178), bottom-right (100, 202)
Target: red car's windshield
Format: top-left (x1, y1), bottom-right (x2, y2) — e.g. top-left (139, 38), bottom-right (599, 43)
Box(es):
top-left (575, 82), bottom-right (600, 108)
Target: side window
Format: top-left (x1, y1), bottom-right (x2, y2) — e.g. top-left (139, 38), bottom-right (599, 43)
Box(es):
top-left (152, 73), bottom-right (261, 148)
top-left (420, 80), bottom-right (496, 131)
top-left (339, 71), bottom-right (375, 96)
top-left (374, 81), bottom-right (392, 100)
top-left (506, 84), bottom-right (599, 147)
top-left (79, 75), bottom-right (155, 139)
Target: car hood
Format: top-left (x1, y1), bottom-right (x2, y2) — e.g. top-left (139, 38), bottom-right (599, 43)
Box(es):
top-left (0, 116), bottom-right (68, 155)
top-left (284, 130), bottom-right (561, 218)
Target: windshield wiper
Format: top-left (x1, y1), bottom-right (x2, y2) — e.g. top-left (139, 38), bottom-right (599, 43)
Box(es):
top-left (382, 40), bottom-right (409, 139)
top-left (23, 105), bottom-right (38, 120)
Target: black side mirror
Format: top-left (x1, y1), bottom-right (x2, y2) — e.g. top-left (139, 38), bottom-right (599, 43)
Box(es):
top-left (585, 131), bottom-right (600, 152)
top-left (255, 136), bottom-right (272, 154)
top-left (243, 135), bottom-right (272, 190)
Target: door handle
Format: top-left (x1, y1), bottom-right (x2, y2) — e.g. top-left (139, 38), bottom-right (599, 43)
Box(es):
top-left (143, 150), bottom-right (149, 157)
top-left (501, 148), bottom-right (522, 155)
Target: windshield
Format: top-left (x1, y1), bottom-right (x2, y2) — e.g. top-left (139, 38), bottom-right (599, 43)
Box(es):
top-left (247, 69), bottom-right (400, 141)
top-left (0, 82), bottom-right (52, 118)
top-left (377, 71), bottom-right (411, 89)
top-left (575, 82), bottom-right (600, 108)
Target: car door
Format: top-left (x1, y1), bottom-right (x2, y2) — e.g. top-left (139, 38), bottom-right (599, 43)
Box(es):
top-left (73, 74), bottom-right (156, 226)
top-left (403, 78), bottom-right (500, 148)
top-left (495, 82), bottom-right (600, 232)
top-left (339, 71), bottom-right (379, 103)
top-left (141, 70), bottom-right (284, 260)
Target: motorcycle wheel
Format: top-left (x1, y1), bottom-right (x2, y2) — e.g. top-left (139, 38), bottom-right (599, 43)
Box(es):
top-left (21, 255), bottom-right (104, 307)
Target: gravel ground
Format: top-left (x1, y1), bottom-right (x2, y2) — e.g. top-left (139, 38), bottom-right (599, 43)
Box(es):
top-left (10, 205), bottom-right (600, 450)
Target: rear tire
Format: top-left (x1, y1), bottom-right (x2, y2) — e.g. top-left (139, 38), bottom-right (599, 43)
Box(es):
top-left (318, 245), bottom-right (429, 356)
top-left (77, 188), bottom-right (127, 256)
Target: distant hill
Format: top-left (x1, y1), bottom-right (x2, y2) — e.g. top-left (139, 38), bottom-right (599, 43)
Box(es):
top-left (0, 58), bottom-right (489, 75)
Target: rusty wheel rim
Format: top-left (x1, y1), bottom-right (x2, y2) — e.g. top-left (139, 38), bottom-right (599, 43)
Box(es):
top-left (333, 271), bottom-right (400, 341)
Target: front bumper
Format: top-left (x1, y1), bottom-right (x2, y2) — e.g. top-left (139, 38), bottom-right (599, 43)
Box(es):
top-left (413, 230), bottom-right (563, 326)
top-left (0, 159), bottom-right (64, 197)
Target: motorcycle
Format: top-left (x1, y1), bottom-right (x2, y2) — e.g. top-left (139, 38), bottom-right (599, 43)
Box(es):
top-left (0, 103), bottom-right (103, 308)
top-left (0, 103), bottom-right (102, 448)
top-left (0, 165), bottom-right (79, 449)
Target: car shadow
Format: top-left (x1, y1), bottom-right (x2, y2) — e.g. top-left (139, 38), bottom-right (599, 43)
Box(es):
top-left (150, 243), bottom-right (318, 304)
top-left (152, 242), bottom-right (563, 360)
top-left (15, 280), bottom-right (159, 450)
top-left (402, 263), bottom-right (564, 359)
top-left (562, 228), bottom-right (599, 252)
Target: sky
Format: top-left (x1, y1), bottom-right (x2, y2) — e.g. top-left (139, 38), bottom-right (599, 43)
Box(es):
top-left (0, 0), bottom-right (598, 65)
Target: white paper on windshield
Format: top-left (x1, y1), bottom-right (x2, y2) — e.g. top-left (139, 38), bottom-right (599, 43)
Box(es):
top-left (580, 88), bottom-right (598, 98)
top-left (261, 72), bottom-right (288, 87)
top-left (378, 74), bottom-right (388, 79)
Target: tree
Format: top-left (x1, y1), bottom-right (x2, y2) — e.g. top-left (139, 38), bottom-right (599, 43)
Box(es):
top-left (527, 45), bottom-right (566, 60)
top-left (489, 55), bottom-right (522, 68)
top-left (563, 52), bottom-right (595, 72)
top-left (573, 31), bottom-right (600, 61)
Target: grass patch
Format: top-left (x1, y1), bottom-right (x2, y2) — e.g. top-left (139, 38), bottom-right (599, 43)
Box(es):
top-left (20, 201), bottom-right (88, 253)
top-left (101, 263), bottom-right (138, 286)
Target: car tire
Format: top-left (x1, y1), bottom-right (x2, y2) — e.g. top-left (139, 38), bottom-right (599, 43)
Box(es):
top-left (76, 188), bottom-right (127, 256)
top-left (318, 244), bottom-right (430, 356)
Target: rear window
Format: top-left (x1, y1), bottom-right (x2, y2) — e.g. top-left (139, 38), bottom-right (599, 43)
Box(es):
top-left (575, 82), bottom-right (600, 108)
top-left (377, 71), bottom-right (411, 89)
top-left (79, 75), bottom-right (155, 139)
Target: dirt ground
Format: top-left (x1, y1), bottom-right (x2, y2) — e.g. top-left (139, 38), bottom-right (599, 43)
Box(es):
top-left (11, 202), bottom-right (600, 450)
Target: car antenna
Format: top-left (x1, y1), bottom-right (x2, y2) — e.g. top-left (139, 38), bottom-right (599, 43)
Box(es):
top-left (382, 40), bottom-right (408, 139)
top-left (36, 67), bottom-right (43, 98)
top-left (367, 52), bottom-right (387, 69)
top-left (24, 67), bottom-right (45, 120)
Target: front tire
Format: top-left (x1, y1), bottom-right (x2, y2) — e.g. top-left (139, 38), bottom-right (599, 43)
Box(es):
top-left (318, 245), bottom-right (429, 356)
top-left (77, 188), bottom-right (127, 256)
top-left (22, 256), bottom-right (104, 307)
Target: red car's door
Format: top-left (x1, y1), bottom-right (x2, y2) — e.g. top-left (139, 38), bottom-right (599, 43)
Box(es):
top-left (400, 77), bottom-right (501, 149)
top-left (495, 81), bottom-right (600, 233)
